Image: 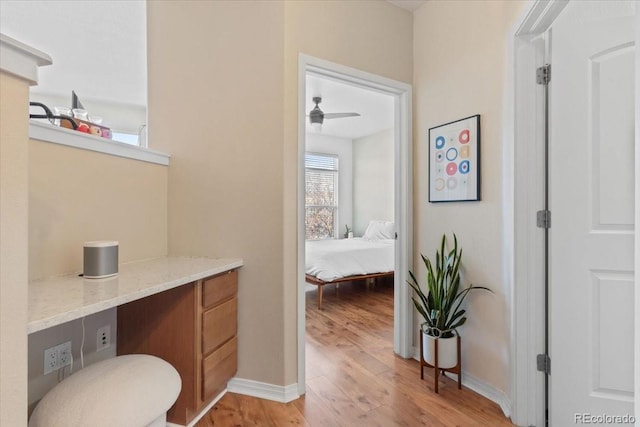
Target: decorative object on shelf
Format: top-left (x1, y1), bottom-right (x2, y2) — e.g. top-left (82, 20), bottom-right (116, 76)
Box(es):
top-left (59, 114), bottom-right (111, 138)
top-left (29, 101), bottom-right (112, 138)
top-left (29, 102), bottom-right (77, 130)
top-left (408, 233), bottom-right (492, 392)
top-left (71, 108), bottom-right (88, 120)
top-left (343, 224), bottom-right (352, 239)
top-left (428, 115), bottom-right (481, 202)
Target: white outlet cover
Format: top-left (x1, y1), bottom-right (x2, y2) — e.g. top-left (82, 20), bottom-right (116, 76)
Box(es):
top-left (58, 341), bottom-right (72, 368)
top-left (97, 325), bottom-right (111, 352)
top-left (44, 341), bottom-right (73, 374)
top-left (44, 346), bottom-right (59, 375)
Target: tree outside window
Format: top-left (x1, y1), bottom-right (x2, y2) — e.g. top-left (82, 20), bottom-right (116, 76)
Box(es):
top-left (305, 153), bottom-right (338, 240)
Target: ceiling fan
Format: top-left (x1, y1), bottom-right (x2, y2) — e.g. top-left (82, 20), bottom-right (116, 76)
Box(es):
top-left (308, 97), bottom-right (360, 130)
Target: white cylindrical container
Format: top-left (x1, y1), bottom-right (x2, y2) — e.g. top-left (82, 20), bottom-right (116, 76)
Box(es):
top-left (422, 333), bottom-right (458, 369)
top-left (83, 241), bottom-right (118, 279)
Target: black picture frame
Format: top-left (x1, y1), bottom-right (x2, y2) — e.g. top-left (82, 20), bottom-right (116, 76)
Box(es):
top-left (428, 114), bottom-right (481, 202)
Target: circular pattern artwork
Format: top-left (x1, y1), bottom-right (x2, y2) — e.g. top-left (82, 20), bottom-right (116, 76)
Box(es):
top-left (459, 160), bottom-right (470, 174)
top-left (459, 145), bottom-right (470, 159)
top-left (459, 129), bottom-right (470, 144)
top-left (429, 115), bottom-right (479, 202)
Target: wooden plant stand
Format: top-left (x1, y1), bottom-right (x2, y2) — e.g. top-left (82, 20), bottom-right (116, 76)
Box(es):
top-left (419, 333), bottom-right (462, 393)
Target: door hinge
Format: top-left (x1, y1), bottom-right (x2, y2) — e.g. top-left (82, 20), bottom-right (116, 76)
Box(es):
top-left (537, 210), bottom-right (551, 229)
top-left (537, 64), bottom-right (551, 85)
top-left (537, 354), bottom-right (551, 375)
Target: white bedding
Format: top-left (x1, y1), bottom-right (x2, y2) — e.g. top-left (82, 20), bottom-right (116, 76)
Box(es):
top-left (305, 237), bottom-right (395, 282)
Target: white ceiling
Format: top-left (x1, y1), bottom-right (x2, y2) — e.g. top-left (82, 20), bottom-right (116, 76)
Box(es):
top-left (305, 73), bottom-right (394, 140)
top-left (0, 0), bottom-right (146, 107)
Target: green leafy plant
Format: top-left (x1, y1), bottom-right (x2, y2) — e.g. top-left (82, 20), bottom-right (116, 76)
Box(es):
top-left (408, 233), bottom-right (492, 338)
top-left (343, 224), bottom-right (352, 239)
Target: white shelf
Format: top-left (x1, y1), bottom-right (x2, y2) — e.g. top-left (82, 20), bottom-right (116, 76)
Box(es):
top-left (29, 120), bottom-right (170, 166)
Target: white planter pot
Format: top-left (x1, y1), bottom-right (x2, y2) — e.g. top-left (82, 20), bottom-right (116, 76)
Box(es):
top-left (422, 333), bottom-right (458, 369)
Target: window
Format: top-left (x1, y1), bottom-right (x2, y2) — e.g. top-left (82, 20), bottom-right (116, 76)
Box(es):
top-left (305, 153), bottom-right (339, 240)
top-left (111, 132), bottom-right (140, 146)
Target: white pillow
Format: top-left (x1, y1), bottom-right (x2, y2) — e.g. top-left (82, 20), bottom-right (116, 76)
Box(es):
top-left (363, 220), bottom-right (395, 240)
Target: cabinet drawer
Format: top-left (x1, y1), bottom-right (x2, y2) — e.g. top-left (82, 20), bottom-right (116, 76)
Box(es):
top-left (202, 336), bottom-right (237, 401)
top-left (202, 298), bottom-right (237, 355)
top-left (202, 269), bottom-right (237, 308)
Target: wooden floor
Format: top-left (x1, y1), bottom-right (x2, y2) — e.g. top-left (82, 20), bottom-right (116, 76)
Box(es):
top-left (196, 279), bottom-right (513, 426)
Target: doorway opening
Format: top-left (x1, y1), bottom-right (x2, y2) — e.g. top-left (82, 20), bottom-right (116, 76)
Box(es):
top-left (296, 55), bottom-right (413, 395)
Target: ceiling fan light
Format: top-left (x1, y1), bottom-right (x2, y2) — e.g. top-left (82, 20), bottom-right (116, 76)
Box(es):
top-left (309, 109), bottom-right (323, 131)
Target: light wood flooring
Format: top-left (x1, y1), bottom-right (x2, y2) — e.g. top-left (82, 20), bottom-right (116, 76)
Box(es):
top-left (196, 278), bottom-right (513, 426)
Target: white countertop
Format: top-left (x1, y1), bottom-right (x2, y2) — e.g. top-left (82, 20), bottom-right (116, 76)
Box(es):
top-left (28, 256), bottom-right (243, 334)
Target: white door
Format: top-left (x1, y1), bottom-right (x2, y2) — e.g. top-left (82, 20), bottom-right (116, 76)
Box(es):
top-left (550, 1), bottom-right (636, 425)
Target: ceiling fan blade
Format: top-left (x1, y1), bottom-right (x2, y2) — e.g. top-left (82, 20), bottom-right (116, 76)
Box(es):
top-left (323, 112), bottom-right (360, 120)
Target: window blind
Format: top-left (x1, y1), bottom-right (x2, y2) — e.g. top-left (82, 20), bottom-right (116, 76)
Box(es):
top-left (305, 153), bottom-right (339, 240)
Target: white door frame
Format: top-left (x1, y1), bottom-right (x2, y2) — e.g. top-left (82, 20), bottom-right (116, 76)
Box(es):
top-left (297, 54), bottom-right (413, 395)
top-left (511, 1), bottom-right (640, 425)
top-left (635, 3), bottom-right (640, 421)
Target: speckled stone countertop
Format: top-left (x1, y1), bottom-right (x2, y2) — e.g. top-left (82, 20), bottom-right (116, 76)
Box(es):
top-left (28, 256), bottom-right (243, 334)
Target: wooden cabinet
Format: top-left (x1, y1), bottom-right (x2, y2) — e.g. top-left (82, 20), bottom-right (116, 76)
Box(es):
top-left (117, 269), bottom-right (238, 425)
top-left (200, 270), bottom-right (238, 401)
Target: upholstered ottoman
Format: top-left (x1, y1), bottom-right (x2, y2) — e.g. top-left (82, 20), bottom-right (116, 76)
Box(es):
top-left (29, 354), bottom-right (181, 427)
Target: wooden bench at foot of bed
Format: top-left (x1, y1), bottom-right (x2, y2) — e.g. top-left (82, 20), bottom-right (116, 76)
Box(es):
top-left (305, 272), bottom-right (394, 310)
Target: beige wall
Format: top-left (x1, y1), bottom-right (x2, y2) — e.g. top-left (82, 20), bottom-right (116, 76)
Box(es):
top-left (148, 0), bottom-right (287, 385)
top-left (0, 71), bottom-right (30, 427)
top-left (29, 140), bottom-right (168, 280)
top-left (147, 0), bottom-right (412, 387)
top-left (27, 140), bottom-right (167, 410)
top-left (284, 1), bottom-right (413, 84)
top-left (283, 0), bottom-right (413, 385)
top-left (414, 0), bottom-right (526, 395)
top-left (353, 128), bottom-right (395, 236)
top-left (3, 1), bottom-right (530, 417)
top-left (2, 41), bottom-right (166, 424)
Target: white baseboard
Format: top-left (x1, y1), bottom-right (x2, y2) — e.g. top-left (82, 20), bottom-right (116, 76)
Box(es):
top-left (412, 351), bottom-right (512, 419)
top-left (227, 377), bottom-right (300, 403)
top-left (173, 368), bottom-right (510, 423)
top-left (447, 371), bottom-right (512, 419)
top-left (166, 388), bottom-right (227, 427)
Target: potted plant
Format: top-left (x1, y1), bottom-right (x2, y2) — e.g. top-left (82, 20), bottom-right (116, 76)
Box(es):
top-left (408, 233), bottom-right (491, 369)
top-left (343, 225), bottom-right (352, 239)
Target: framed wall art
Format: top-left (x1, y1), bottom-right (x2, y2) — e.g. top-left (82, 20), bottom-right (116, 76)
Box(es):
top-left (428, 114), bottom-right (481, 202)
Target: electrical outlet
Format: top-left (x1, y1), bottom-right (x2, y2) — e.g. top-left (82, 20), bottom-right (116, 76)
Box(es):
top-left (58, 341), bottom-right (72, 369)
top-left (96, 325), bottom-right (111, 352)
top-left (44, 346), bottom-right (59, 375)
top-left (44, 341), bottom-right (73, 374)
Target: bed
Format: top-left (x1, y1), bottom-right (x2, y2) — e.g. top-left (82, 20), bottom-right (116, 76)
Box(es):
top-left (305, 220), bottom-right (395, 309)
